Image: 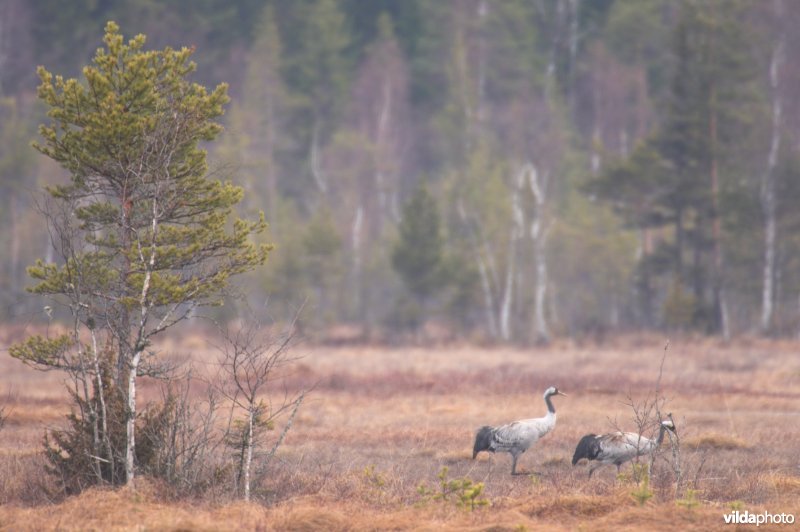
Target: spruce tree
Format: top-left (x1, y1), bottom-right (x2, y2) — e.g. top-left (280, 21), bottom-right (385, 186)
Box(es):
top-left (391, 186), bottom-right (445, 328)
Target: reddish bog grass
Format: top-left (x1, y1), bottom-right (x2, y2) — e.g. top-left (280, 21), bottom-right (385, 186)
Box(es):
top-left (1, 328), bottom-right (799, 530)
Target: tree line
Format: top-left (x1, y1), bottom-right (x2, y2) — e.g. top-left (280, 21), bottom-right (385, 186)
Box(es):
top-left (3, 0), bottom-right (800, 341)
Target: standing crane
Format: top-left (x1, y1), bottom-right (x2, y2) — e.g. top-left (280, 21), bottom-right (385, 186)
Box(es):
top-left (571, 417), bottom-right (677, 477)
top-left (472, 386), bottom-right (567, 475)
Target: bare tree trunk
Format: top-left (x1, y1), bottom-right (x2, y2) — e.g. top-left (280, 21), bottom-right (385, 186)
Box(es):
top-left (499, 238), bottom-right (516, 342)
top-left (90, 328), bottom-right (113, 482)
top-left (566, 0), bottom-right (579, 113)
top-left (590, 127), bottom-right (601, 176)
top-left (710, 99), bottom-right (729, 340)
top-left (126, 350), bottom-right (141, 483)
top-left (264, 96), bottom-right (278, 220)
top-left (526, 163), bottom-right (550, 343)
top-left (310, 121), bottom-right (327, 194)
top-left (500, 168), bottom-right (526, 341)
top-left (762, 7), bottom-right (784, 334)
top-left (477, 253), bottom-right (499, 339)
top-left (71, 312), bottom-right (102, 482)
top-left (707, 4), bottom-right (729, 340)
top-left (126, 195), bottom-right (159, 484)
top-left (476, 0), bottom-right (488, 130)
top-left (9, 195), bottom-right (21, 289)
top-left (457, 201), bottom-right (499, 339)
top-left (351, 206), bottom-right (364, 321)
top-left (244, 408), bottom-right (254, 501)
top-left (375, 78), bottom-right (393, 229)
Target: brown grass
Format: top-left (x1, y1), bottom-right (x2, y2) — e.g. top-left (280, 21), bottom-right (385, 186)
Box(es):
top-left (1, 329), bottom-right (799, 530)
top-left (684, 433), bottom-right (752, 451)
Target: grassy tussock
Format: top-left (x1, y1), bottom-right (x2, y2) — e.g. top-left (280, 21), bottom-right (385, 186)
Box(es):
top-left (522, 492), bottom-right (624, 519)
top-left (769, 475), bottom-right (800, 495)
top-left (684, 433), bottom-right (752, 450)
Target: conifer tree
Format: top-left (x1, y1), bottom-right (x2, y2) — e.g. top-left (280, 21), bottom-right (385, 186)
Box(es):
top-left (391, 186), bottom-right (445, 328)
top-left (11, 22), bottom-right (270, 484)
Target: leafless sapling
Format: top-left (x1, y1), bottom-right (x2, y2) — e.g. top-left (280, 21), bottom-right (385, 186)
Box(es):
top-left (214, 318), bottom-right (305, 501)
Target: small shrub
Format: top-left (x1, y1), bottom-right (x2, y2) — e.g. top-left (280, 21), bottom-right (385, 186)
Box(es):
top-left (727, 500), bottom-right (745, 511)
top-left (675, 488), bottom-right (701, 511)
top-left (630, 468), bottom-right (654, 506)
top-left (417, 466), bottom-right (489, 511)
top-left (363, 464), bottom-right (386, 489)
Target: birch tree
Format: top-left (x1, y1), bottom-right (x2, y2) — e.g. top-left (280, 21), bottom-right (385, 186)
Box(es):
top-left (760, 0), bottom-right (785, 334)
top-left (11, 22), bottom-right (270, 485)
top-left (217, 321), bottom-right (304, 502)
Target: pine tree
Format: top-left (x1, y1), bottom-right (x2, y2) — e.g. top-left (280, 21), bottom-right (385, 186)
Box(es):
top-left (12, 22), bottom-right (270, 485)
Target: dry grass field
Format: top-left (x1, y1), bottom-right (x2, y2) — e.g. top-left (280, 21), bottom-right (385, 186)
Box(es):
top-left (1, 326), bottom-right (799, 531)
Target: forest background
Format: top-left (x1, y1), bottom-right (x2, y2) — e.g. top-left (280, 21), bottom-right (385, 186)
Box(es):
top-left (2, 0), bottom-right (800, 343)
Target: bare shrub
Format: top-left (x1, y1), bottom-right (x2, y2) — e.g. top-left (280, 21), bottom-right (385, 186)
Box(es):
top-left (137, 377), bottom-right (227, 498)
top-left (612, 341), bottom-right (682, 495)
top-left (213, 318), bottom-right (307, 501)
top-left (0, 452), bottom-right (55, 506)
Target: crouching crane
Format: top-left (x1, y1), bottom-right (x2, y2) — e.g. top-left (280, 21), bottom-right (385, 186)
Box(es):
top-left (472, 386), bottom-right (566, 475)
top-left (571, 417), bottom-right (677, 478)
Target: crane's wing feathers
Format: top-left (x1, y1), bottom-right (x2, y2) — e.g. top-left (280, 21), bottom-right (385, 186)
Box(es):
top-left (590, 432), bottom-right (655, 463)
top-left (488, 418), bottom-right (553, 452)
top-left (490, 421), bottom-right (525, 450)
top-left (617, 432), bottom-right (656, 454)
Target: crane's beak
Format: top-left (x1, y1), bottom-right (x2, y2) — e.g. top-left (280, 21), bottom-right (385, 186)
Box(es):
top-left (557, 391), bottom-right (567, 397)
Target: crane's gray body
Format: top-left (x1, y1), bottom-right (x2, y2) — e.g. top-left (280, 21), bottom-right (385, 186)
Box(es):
top-left (473, 386), bottom-right (565, 475)
top-left (572, 420), bottom-right (676, 477)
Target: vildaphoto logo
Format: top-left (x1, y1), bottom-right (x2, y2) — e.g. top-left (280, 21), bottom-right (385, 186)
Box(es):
top-left (723, 510), bottom-right (795, 526)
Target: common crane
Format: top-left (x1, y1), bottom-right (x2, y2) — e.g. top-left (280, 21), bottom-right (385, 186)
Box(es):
top-left (571, 417), bottom-right (677, 477)
top-left (472, 386), bottom-right (566, 475)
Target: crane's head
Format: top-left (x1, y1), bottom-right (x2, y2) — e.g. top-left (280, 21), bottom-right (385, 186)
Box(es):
top-left (661, 418), bottom-right (676, 433)
top-left (544, 386), bottom-right (567, 398)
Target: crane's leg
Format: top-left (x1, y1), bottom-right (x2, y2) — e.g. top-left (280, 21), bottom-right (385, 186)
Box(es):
top-left (510, 453), bottom-right (520, 475)
top-left (588, 464), bottom-right (598, 478)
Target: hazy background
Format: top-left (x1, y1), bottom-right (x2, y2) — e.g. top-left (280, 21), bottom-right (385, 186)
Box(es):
top-left (2, 0), bottom-right (800, 343)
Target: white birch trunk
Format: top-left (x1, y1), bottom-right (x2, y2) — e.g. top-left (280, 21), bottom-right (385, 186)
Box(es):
top-left (500, 166), bottom-right (527, 341)
top-left (457, 201), bottom-right (499, 339)
top-left (9, 195), bottom-right (21, 287)
top-left (72, 313), bottom-right (101, 481)
top-left (761, 15), bottom-right (784, 334)
top-left (125, 350), bottom-right (141, 483)
top-left (526, 162), bottom-right (550, 343)
top-left (90, 328), bottom-right (112, 479)
top-left (126, 195), bottom-right (159, 484)
top-left (568, 0), bottom-right (579, 76)
top-left (499, 245), bottom-right (515, 341)
top-left (375, 79), bottom-right (392, 216)
top-left (477, 253), bottom-right (499, 339)
top-left (476, 0), bottom-right (488, 129)
top-left (351, 206), bottom-right (364, 317)
top-left (244, 409), bottom-right (254, 502)
top-left (310, 121), bottom-right (327, 194)
top-left (591, 126), bottom-right (601, 176)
